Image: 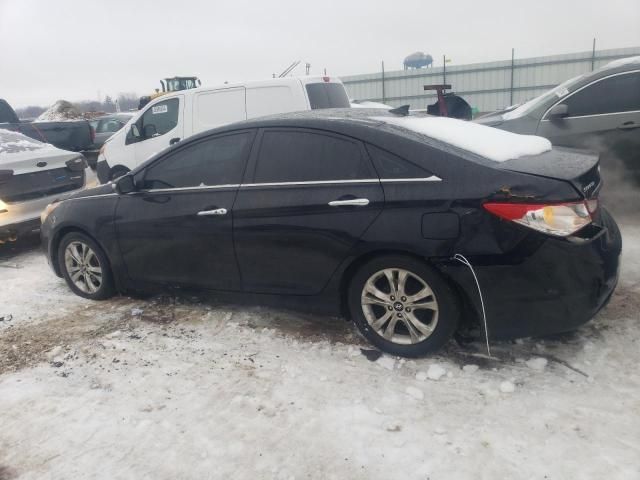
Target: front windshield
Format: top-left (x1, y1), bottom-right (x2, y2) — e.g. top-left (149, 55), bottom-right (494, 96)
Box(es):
top-left (502, 74), bottom-right (585, 120)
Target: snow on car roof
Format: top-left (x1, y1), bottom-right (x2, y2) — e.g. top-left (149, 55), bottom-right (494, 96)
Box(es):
top-left (374, 115), bottom-right (552, 162)
top-left (0, 129), bottom-right (47, 156)
top-left (601, 55), bottom-right (640, 70)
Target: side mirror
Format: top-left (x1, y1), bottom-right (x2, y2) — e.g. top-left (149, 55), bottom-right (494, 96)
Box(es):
top-left (547, 104), bottom-right (569, 121)
top-left (130, 124), bottom-right (141, 138)
top-left (113, 174), bottom-right (136, 194)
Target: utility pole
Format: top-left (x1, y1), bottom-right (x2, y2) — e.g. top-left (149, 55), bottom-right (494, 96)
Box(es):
top-left (510, 48), bottom-right (515, 106)
top-left (443, 55), bottom-right (446, 85)
top-left (591, 38), bottom-right (597, 71)
top-left (381, 61), bottom-right (386, 104)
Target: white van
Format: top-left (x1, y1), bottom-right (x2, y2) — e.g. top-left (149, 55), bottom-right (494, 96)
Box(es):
top-left (96, 76), bottom-right (350, 182)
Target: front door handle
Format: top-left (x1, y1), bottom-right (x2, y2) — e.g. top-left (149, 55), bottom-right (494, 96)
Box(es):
top-left (618, 122), bottom-right (640, 130)
top-left (170, 137), bottom-right (181, 145)
top-left (328, 198), bottom-right (370, 207)
top-left (197, 208), bottom-right (228, 216)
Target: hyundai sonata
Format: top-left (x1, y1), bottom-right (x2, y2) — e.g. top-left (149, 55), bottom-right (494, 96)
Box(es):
top-left (41, 109), bottom-right (621, 357)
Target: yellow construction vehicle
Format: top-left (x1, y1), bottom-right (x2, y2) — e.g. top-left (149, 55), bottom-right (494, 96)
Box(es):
top-left (138, 76), bottom-right (201, 109)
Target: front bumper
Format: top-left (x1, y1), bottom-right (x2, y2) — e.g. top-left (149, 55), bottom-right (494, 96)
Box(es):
top-left (441, 208), bottom-right (622, 339)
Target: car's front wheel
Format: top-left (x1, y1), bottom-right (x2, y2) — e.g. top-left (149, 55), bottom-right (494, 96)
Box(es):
top-left (58, 232), bottom-right (115, 300)
top-left (348, 255), bottom-right (459, 357)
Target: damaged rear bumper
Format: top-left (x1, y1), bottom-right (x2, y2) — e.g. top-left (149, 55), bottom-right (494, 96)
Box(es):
top-left (440, 208), bottom-right (621, 339)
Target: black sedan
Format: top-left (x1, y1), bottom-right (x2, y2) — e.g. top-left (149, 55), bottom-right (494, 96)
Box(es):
top-left (40, 109), bottom-right (621, 357)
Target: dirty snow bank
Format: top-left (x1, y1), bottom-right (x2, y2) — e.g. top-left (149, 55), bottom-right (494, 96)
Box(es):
top-left (35, 100), bottom-right (84, 122)
top-left (376, 116), bottom-right (552, 162)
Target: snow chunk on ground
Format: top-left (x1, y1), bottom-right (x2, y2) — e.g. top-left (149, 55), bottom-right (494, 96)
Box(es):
top-left (499, 381), bottom-right (516, 393)
top-left (375, 115), bottom-right (551, 162)
top-left (405, 386), bottom-right (424, 400)
top-left (376, 355), bottom-right (396, 371)
top-left (462, 364), bottom-right (479, 374)
top-left (415, 371), bottom-right (428, 381)
top-left (526, 357), bottom-right (548, 371)
top-left (426, 364), bottom-right (447, 380)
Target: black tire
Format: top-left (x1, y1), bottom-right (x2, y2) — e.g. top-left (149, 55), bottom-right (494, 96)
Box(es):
top-left (348, 255), bottom-right (459, 357)
top-left (109, 166), bottom-right (129, 181)
top-left (58, 232), bottom-right (115, 300)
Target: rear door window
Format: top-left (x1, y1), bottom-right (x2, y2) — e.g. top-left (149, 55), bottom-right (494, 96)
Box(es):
top-left (562, 72), bottom-right (640, 117)
top-left (253, 129), bottom-right (373, 183)
top-left (305, 83), bottom-right (350, 109)
top-left (142, 131), bottom-right (253, 189)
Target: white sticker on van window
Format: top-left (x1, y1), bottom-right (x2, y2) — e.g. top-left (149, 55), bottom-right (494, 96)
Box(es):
top-left (152, 104), bottom-right (168, 114)
top-left (554, 87), bottom-right (569, 98)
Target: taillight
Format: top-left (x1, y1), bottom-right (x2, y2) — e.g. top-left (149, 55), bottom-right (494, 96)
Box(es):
top-left (322, 76), bottom-right (330, 82)
top-left (483, 201), bottom-right (592, 237)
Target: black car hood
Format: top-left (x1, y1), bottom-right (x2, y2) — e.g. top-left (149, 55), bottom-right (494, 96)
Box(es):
top-left (499, 147), bottom-right (601, 198)
top-left (68, 183), bottom-right (114, 200)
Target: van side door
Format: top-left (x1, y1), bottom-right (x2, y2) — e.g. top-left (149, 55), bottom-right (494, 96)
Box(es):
top-left (232, 128), bottom-right (384, 295)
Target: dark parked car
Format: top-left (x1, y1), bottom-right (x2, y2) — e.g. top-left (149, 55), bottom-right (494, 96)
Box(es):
top-left (89, 113), bottom-right (134, 150)
top-left (1, 99), bottom-right (94, 153)
top-left (40, 109), bottom-right (621, 356)
top-left (475, 56), bottom-right (640, 185)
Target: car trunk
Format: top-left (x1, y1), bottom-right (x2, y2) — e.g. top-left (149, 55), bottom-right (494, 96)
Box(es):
top-left (498, 147), bottom-right (601, 199)
top-left (0, 133), bottom-right (86, 203)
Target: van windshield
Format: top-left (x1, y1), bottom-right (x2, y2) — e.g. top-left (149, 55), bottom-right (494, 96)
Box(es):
top-left (306, 83), bottom-right (350, 109)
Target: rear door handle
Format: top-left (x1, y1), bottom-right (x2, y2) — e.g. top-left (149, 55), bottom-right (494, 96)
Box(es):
top-left (618, 122), bottom-right (640, 130)
top-left (170, 137), bottom-right (181, 145)
top-left (197, 208), bottom-right (228, 216)
top-left (328, 198), bottom-right (370, 207)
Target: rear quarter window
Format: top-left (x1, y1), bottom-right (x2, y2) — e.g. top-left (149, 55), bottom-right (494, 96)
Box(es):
top-left (305, 83), bottom-right (350, 109)
top-left (366, 144), bottom-right (433, 179)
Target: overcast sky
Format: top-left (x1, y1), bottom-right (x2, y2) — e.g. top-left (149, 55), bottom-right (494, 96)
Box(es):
top-left (2, 0), bottom-right (639, 108)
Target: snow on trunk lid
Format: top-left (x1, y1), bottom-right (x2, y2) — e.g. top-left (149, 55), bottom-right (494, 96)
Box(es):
top-left (375, 115), bottom-right (552, 162)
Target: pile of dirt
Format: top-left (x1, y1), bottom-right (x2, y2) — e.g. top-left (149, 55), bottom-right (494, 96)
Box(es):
top-left (34, 100), bottom-right (84, 122)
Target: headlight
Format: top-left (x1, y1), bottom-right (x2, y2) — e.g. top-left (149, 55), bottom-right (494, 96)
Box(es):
top-left (41, 201), bottom-right (62, 224)
top-left (0, 199), bottom-right (7, 214)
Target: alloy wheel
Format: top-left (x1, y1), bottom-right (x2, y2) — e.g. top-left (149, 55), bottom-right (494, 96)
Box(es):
top-left (64, 241), bottom-right (103, 294)
top-left (360, 268), bottom-right (439, 345)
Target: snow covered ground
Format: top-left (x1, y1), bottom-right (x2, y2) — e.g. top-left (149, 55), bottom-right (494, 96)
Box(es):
top-left (1, 221), bottom-right (639, 480)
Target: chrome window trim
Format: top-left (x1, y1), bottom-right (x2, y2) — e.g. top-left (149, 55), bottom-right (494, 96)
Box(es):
top-left (541, 69), bottom-right (640, 121)
top-left (540, 109), bottom-right (640, 122)
top-left (240, 179), bottom-right (380, 188)
top-left (85, 177), bottom-right (443, 196)
top-left (145, 183), bottom-right (240, 193)
top-left (380, 176), bottom-right (442, 183)
top-left (68, 193), bottom-right (118, 201)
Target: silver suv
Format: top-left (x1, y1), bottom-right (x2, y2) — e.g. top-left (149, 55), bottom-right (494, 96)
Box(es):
top-left (475, 57), bottom-right (640, 187)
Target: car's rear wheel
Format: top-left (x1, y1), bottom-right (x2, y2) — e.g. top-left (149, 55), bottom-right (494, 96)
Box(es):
top-left (58, 232), bottom-right (115, 300)
top-left (348, 255), bottom-right (459, 357)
